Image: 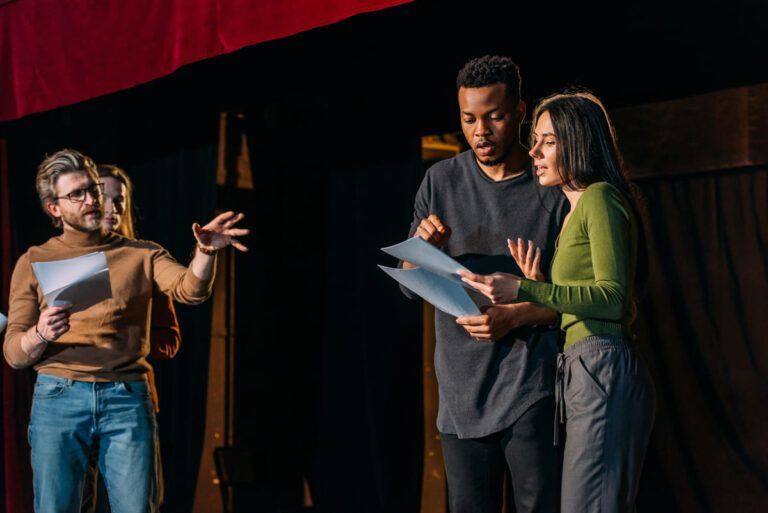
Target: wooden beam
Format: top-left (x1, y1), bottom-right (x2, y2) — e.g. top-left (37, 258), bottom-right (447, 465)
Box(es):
top-left (613, 83), bottom-right (768, 178)
top-left (420, 302), bottom-right (446, 513)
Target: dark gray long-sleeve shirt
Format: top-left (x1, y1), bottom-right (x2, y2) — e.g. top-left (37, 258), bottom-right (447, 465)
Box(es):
top-left (404, 150), bottom-right (568, 438)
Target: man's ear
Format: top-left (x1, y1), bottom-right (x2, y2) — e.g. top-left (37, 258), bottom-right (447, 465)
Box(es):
top-left (46, 201), bottom-right (61, 220)
top-left (516, 100), bottom-right (527, 120)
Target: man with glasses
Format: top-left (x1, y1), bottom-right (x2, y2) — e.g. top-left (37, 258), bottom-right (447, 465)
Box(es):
top-left (2, 149), bottom-right (249, 513)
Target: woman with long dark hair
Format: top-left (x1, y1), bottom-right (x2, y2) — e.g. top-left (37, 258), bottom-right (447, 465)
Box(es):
top-left (460, 91), bottom-right (656, 512)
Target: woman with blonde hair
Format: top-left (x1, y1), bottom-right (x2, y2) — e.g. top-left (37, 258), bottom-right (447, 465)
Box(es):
top-left (81, 164), bottom-right (180, 512)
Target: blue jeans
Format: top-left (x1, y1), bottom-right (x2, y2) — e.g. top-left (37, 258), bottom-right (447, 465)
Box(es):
top-left (28, 374), bottom-right (159, 513)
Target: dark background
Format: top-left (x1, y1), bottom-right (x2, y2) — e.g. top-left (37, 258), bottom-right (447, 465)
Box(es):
top-left (1, 0), bottom-right (767, 511)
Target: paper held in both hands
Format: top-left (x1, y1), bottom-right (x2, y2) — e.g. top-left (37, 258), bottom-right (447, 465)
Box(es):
top-left (31, 252), bottom-right (112, 314)
top-left (378, 237), bottom-right (481, 318)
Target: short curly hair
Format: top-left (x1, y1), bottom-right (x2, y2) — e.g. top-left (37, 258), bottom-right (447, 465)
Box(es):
top-left (456, 55), bottom-right (521, 103)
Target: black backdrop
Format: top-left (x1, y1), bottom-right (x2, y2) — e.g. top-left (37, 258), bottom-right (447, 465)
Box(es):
top-left (2, 1), bottom-right (768, 512)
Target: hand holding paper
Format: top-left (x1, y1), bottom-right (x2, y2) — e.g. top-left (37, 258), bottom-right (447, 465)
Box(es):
top-left (31, 251), bottom-right (112, 314)
top-left (34, 303), bottom-right (72, 343)
top-left (378, 237), bottom-right (480, 318)
top-left (412, 214), bottom-right (452, 248)
top-left (458, 269), bottom-right (521, 304)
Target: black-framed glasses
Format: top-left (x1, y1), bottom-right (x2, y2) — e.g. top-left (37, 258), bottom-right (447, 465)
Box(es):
top-left (54, 182), bottom-right (104, 203)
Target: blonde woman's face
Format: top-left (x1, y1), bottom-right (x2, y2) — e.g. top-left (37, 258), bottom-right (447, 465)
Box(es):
top-left (100, 176), bottom-right (127, 232)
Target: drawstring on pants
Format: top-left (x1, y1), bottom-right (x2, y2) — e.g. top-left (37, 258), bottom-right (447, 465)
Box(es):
top-left (554, 352), bottom-right (566, 446)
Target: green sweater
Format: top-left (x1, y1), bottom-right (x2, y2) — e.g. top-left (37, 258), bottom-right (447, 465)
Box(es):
top-left (518, 182), bottom-right (637, 349)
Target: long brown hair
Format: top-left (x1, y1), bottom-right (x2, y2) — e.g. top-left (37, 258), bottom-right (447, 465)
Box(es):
top-left (532, 90), bottom-right (649, 299)
top-left (96, 164), bottom-right (136, 239)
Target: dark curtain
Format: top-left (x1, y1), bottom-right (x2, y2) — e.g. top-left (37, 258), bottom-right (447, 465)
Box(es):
top-left (635, 167), bottom-right (768, 512)
top-left (126, 148), bottom-right (218, 513)
top-left (311, 159), bottom-right (425, 513)
top-left (0, 138), bottom-right (34, 513)
top-left (219, 109), bottom-right (425, 512)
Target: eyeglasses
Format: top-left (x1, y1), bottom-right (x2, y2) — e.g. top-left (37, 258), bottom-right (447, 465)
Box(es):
top-left (54, 182), bottom-right (104, 203)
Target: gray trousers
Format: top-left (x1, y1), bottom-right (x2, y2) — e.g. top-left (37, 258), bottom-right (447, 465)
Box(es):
top-left (557, 336), bottom-right (656, 513)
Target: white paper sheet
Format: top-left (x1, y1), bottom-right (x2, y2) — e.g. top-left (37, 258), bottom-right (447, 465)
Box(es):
top-left (31, 252), bottom-right (112, 313)
top-left (0, 312), bottom-right (7, 335)
top-left (379, 236), bottom-right (482, 318)
top-left (378, 266), bottom-right (480, 318)
top-left (381, 236), bottom-right (470, 285)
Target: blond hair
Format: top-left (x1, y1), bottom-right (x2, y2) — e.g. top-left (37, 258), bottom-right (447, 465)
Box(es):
top-left (35, 149), bottom-right (99, 228)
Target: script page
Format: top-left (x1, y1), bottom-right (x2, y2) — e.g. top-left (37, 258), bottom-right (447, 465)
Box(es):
top-left (31, 252), bottom-right (112, 313)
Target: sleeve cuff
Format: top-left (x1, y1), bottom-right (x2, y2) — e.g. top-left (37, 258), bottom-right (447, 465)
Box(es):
top-left (517, 278), bottom-right (551, 305)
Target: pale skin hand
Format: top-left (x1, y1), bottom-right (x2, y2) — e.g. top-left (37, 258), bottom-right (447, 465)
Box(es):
top-left (508, 237), bottom-right (544, 282)
top-left (458, 237), bottom-right (546, 302)
top-left (402, 214), bottom-right (452, 269)
top-left (20, 304), bottom-right (72, 358)
top-left (191, 211), bottom-right (250, 280)
top-left (457, 240), bottom-right (553, 335)
top-left (458, 270), bottom-right (521, 304)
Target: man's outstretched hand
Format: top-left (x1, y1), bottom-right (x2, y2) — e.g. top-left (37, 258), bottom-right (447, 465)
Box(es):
top-left (193, 211), bottom-right (250, 253)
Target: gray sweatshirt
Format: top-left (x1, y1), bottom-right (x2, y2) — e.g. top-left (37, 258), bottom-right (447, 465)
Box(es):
top-left (404, 150), bottom-right (568, 438)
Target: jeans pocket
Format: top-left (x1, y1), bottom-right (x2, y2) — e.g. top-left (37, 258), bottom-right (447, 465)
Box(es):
top-left (119, 379), bottom-right (151, 397)
top-left (33, 375), bottom-right (68, 399)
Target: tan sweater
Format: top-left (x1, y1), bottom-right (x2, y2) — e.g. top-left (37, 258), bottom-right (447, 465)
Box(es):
top-left (3, 229), bottom-right (214, 381)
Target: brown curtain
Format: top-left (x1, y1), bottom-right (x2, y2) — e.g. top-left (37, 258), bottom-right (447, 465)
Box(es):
top-left (634, 166), bottom-right (768, 512)
top-left (610, 84), bottom-right (768, 512)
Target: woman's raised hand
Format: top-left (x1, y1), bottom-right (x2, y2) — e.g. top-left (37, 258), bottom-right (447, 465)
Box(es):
top-left (508, 238), bottom-right (544, 282)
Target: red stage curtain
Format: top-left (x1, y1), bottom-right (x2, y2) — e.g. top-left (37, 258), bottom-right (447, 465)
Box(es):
top-left (0, 0), bottom-right (413, 121)
top-left (0, 139), bottom-right (34, 513)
